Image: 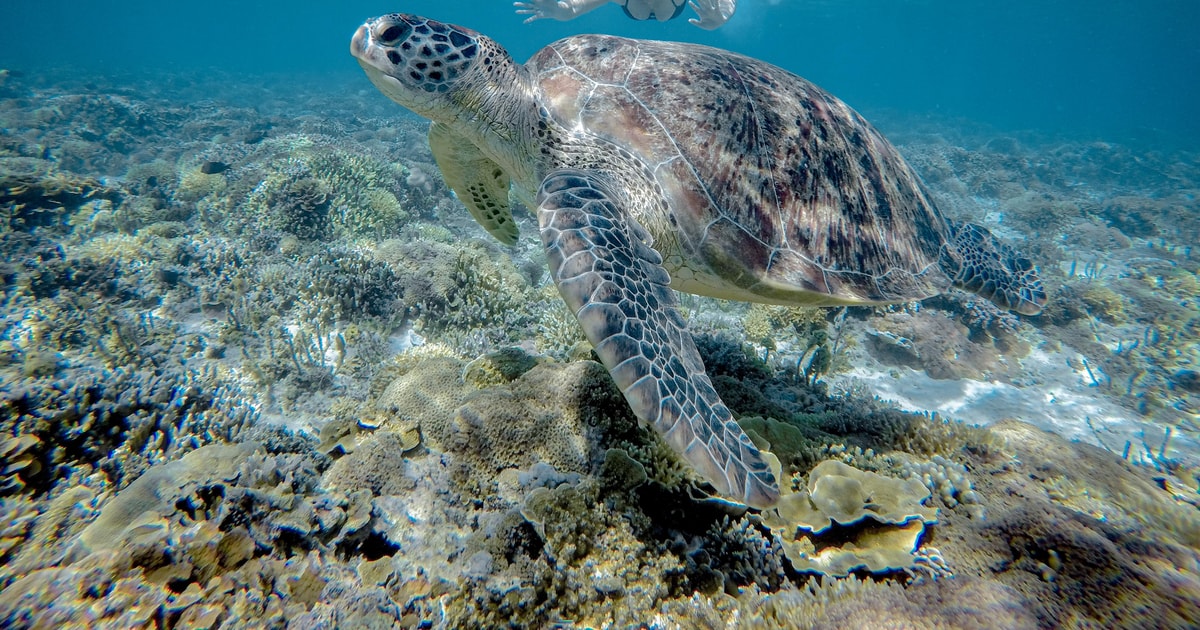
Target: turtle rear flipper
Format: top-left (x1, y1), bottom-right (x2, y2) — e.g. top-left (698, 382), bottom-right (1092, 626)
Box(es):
top-left (947, 220), bottom-right (1047, 316)
top-left (537, 168), bottom-right (780, 509)
top-left (429, 122), bottom-right (519, 245)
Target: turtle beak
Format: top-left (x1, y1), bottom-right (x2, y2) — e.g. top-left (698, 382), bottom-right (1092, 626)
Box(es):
top-left (350, 24), bottom-right (369, 60)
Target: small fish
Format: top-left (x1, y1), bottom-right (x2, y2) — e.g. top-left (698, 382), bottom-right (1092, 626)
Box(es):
top-left (200, 160), bottom-right (230, 174)
top-left (798, 343), bottom-right (821, 377)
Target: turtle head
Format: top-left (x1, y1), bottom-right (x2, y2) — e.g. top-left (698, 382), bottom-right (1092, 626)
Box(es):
top-left (351, 14), bottom-right (502, 120)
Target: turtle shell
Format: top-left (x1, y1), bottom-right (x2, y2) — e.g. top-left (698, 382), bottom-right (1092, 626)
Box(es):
top-left (528, 35), bottom-right (955, 306)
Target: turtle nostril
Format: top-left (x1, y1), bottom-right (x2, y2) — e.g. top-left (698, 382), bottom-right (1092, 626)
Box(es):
top-left (378, 23), bottom-right (410, 45)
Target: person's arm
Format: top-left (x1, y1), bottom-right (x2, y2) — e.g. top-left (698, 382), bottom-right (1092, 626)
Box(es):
top-left (688, 0), bottom-right (735, 29)
top-left (515, 0), bottom-right (614, 23)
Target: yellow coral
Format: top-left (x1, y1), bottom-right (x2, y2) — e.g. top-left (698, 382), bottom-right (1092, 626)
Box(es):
top-left (745, 304), bottom-right (827, 341)
top-left (743, 304), bottom-right (774, 342)
top-left (176, 168), bottom-right (226, 202)
top-left (1079, 284), bottom-right (1126, 323)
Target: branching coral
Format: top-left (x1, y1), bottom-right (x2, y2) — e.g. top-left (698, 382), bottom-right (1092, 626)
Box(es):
top-left (900, 454), bottom-right (986, 518)
top-left (375, 238), bottom-right (544, 351)
top-left (297, 246), bottom-right (404, 326)
top-left (2, 170), bottom-right (123, 232)
top-left (742, 304), bottom-right (840, 381)
top-left (233, 145), bottom-right (415, 242)
top-left (306, 149), bottom-right (411, 239)
top-left (0, 359), bottom-right (257, 497)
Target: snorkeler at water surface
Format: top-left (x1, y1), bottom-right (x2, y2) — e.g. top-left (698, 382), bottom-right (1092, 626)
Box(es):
top-left (515, 0), bottom-right (736, 29)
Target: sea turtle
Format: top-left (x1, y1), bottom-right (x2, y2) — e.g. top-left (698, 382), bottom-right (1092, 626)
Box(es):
top-left (350, 14), bottom-right (1046, 509)
top-left (514, 0), bottom-right (735, 30)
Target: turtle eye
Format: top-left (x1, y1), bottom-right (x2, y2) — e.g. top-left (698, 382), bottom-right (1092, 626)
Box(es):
top-left (378, 23), bottom-right (410, 45)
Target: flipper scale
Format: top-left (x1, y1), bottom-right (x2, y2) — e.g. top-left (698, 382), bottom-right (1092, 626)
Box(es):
top-left (537, 169), bottom-right (780, 508)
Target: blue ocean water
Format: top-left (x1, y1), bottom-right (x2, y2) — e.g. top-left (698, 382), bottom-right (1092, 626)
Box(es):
top-left (2, 0), bottom-right (1197, 149)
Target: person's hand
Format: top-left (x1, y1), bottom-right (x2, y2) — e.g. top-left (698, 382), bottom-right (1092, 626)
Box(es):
top-left (515, 0), bottom-right (576, 23)
top-left (688, 0), bottom-right (734, 29)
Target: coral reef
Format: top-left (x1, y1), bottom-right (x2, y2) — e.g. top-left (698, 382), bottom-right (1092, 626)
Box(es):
top-left (0, 444), bottom-right (376, 629)
top-left (998, 190), bottom-right (1081, 235)
top-left (367, 352), bottom-right (635, 479)
top-left (77, 443), bottom-right (259, 552)
top-left (2, 69), bottom-right (1198, 630)
top-left (962, 420), bottom-right (1200, 627)
top-left (221, 138), bottom-right (425, 243)
top-left (297, 246), bottom-right (404, 326)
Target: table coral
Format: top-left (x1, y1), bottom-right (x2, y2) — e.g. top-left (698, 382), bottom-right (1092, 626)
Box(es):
top-left (78, 442), bottom-right (258, 552)
top-left (763, 460), bottom-right (938, 577)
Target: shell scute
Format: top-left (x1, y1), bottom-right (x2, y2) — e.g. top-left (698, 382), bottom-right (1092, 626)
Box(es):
top-left (531, 35), bottom-right (955, 304)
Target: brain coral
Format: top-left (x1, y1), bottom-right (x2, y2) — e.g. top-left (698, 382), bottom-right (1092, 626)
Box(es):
top-left (372, 353), bottom-right (635, 477)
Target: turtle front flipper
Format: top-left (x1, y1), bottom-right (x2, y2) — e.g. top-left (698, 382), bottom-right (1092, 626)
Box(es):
top-left (429, 122), bottom-right (519, 245)
top-left (537, 168), bottom-right (780, 509)
top-left (946, 220), bottom-right (1048, 316)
